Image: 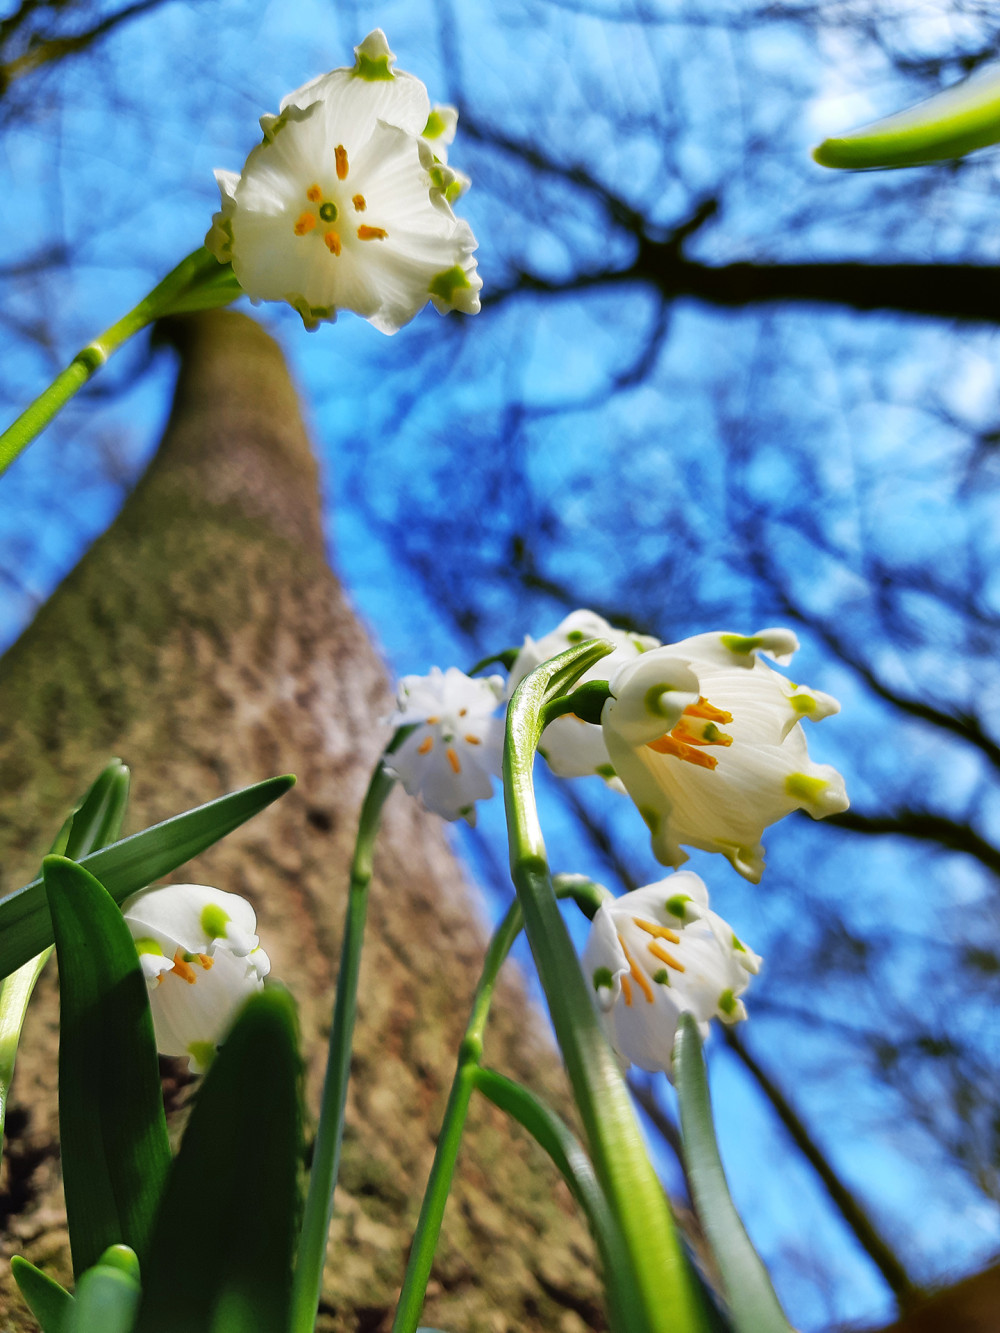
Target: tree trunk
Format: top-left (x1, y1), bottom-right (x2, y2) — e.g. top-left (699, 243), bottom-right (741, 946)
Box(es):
top-left (0, 310), bottom-right (604, 1332)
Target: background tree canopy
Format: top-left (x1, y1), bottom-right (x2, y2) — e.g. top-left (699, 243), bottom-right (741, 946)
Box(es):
top-left (2, 1), bottom-right (999, 1329)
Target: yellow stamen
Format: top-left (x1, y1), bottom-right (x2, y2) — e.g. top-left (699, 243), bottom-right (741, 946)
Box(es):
top-left (633, 917), bottom-right (681, 944)
top-left (197, 954), bottom-right (214, 970)
top-left (170, 950), bottom-right (197, 985)
top-left (357, 225), bottom-right (388, 241)
top-left (647, 940), bottom-right (685, 972)
top-left (671, 715), bottom-right (734, 748)
top-left (324, 230), bottom-right (342, 255)
top-left (294, 211), bottom-right (317, 236)
top-left (418, 735), bottom-right (434, 755)
top-left (352, 193), bottom-right (367, 211)
top-left (306, 184), bottom-right (323, 203)
top-left (618, 934), bottom-right (655, 1004)
top-left (646, 733), bottom-right (719, 769)
top-left (621, 973), bottom-right (634, 1007)
top-left (335, 144), bottom-right (349, 179)
top-left (464, 733), bottom-right (481, 745)
top-left (426, 715), bottom-right (440, 725)
top-left (446, 747), bottom-right (461, 774)
top-left (458, 708), bottom-right (467, 717)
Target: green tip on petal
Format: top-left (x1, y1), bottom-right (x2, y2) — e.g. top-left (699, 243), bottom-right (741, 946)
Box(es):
top-left (200, 902), bottom-right (231, 940)
top-left (187, 1040), bottom-right (217, 1070)
top-left (665, 894), bottom-right (691, 920)
top-left (718, 988), bottom-right (737, 1016)
top-left (592, 966), bottom-right (614, 991)
top-left (639, 806), bottom-right (660, 835)
top-left (731, 932), bottom-right (747, 952)
top-left (791, 693), bottom-right (818, 715)
top-left (428, 265), bottom-right (472, 302)
top-left (785, 772), bottom-right (829, 804)
top-left (132, 936), bottom-right (164, 956)
top-left (423, 109), bottom-right (448, 139)
top-left (595, 763), bottom-right (617, 780)
top-left (720, 633), bottom-right (761, 657)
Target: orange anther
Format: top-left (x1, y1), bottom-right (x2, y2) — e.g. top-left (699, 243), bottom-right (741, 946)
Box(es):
top-left (197, 953), bottom-right (214, 970)
top-left (352, 193), bottom-right (367, 211)
top-left (324, 230), bottom-right (342, 255)
top-left (335, 144), bottom-right (349, 179)
top-left (306, 184), bottom-right (323, 202)
top-left (464, 734), bottom-right (481, 745)
top-left (418, 735), bottom-right (434, 755)
top-left (357, 225), bottom-right (388, 241)
top-left (647, 940), bottom-right (685, 972)
top-left (618, 934), bottom-right (655, 1004)
top-left (621, 973), bottom-right (634, 1007)
top-left (684, 696), bottom-right (733, 725)
top-left (293, 211), bottom-right (316, 236)
top-left (633, 918), bottom-right (681, 944)
top-left (446, 747), bottom-right (461, 774)
top-left (170, 950), bottom-right (197, 984)
top-left (646, 733), bottom-right (719, 769)
top-left (426, 716), bottom-right (440, 725)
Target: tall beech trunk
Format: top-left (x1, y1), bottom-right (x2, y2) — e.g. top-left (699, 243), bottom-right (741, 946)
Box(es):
top-left (0, 310), bottom-right (604, 1332)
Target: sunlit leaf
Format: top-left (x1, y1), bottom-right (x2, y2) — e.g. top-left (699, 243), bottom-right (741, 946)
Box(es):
top-left (0, 775), bottom-right (294, 981)
top-left (814, 65), bottom-right (1000, 168)
top-left (44, 856), bottom-right (170, 1277)
top-left (10, 1256), bottom-right (73, 1333)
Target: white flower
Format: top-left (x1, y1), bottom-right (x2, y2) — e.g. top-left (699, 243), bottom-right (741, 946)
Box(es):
top-left (600, 628), bottom-right (848, 883)
top-left (386, 667), bottom-right (505, 824)
top-left (581, 873), bottom-right (761, 1075)
top-left (122, 884), bottom-right (270, 1073)
top-left (507, 610), bottom-right (660, 784)
top-left (205, 30), bottom-right (482, 333)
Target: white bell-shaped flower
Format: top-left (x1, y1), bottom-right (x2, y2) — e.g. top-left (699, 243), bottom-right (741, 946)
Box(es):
top-left (581, 872), bottom-right (761, 1075)
top-left (600, 628), bottom-right (848, 882)
top-left (122, 884), bottom-right (270, 1073)
top-left (387, 667), bottom-right (505, 824)
top-left (205, 30), bottom-right (482, 333)
top-left (507, 609), bottom-right (660, 784)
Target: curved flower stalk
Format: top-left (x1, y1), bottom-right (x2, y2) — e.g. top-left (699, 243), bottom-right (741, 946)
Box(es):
top-left (122, 883), bottom-right (270, 1072)
top-left (386, 666), bottom-right (505, 824)
top-left (601, 628), bottom-right (848, 882)
top-left (508, 610), bottom-right (659, 784)
top-left (581, 872), bottom-right (760, 1074)
top-left (206, 29), bottom-right (482, 333)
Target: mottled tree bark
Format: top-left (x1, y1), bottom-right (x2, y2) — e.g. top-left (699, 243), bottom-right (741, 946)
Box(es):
top-left (0, 310), bottom-right (604, 1332)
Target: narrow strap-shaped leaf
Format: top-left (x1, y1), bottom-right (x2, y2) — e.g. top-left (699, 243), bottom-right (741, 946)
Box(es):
top-left (673, 1015), bottom-right (792, 1333)
top-left (814, 64), bottom-right (1000, 168)
top-left (0, 774), bottom-right (294, 980)
top-left (10, 1256), bottom-right (73, 1333)
top-left (44, 856), bottom-right (171, 1277)
top-left (64, 1264), bottom-right (141, 1333)
top-left (134, 986), bottom-right (302, 1333)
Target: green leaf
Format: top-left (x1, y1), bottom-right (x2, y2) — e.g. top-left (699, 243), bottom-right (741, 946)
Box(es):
top-left (1, 760), bottom-right (131, 1145)
top-left (64, 1263), bottom-right (141, 1333)
top-left (813, 65), bottom-right (1000, 169)
top-left (10, 1256), bottom-right (73, 1333)
top-left (673, 1015), bottom-right (792, 1333)
top-left (135, 986), bottom-right (302, 1333)
top-left (0, 775), bottom-right (294, 982)
top-left (44, 856), bottom-right (170, 1277)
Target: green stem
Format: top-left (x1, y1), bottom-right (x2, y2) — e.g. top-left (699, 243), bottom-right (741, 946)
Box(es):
top-left (289, 755), bottom-right (400, 1333)
top-left (0, 248), bottom-right (240, 477)
top-left (391, 879), bottom-right (609, 1333)
top-left (504, 641), bottom-right (707, 1333)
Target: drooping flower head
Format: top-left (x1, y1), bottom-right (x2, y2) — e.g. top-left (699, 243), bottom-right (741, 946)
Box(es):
top-left (601, 628), bottom-right (848, 883)
top-left (206, 30), bottom-right (481, 333)
top-left (386, 666), bottom-right (505, 824)
top-left (581, 872), bottom-right (761, 1075)
top-left (122, 884), bottom-right (270, 1072)
top-left (507, 609), bottom-right (659, 784)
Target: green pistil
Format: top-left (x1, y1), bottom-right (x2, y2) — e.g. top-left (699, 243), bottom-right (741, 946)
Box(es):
top-left (652, 969), bottom-right (671, 985)
top-left (428, 265), bottom-right (472, 302)
top-left (319, 202), bottom-right (338, 223)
